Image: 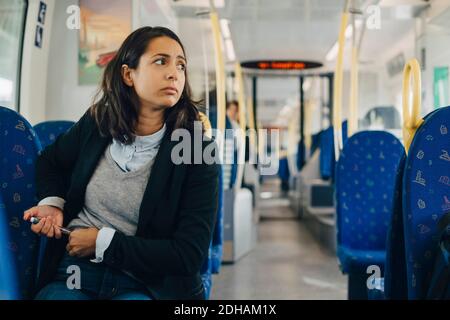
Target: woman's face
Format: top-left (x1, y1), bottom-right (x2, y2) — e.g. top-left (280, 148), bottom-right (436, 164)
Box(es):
top-left (124, 36), bottom-right (186, 110)
top-left (227, 103), bottom-right (239, 121)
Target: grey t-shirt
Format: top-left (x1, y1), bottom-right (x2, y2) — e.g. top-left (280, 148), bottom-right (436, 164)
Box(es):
top-left (67, 147), bottom-right (154, 235)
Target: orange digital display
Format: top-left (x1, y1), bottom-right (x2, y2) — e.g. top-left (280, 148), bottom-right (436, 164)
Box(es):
top-left (258, 62), bottom-right (306, 70)
top-left (242, 60), bottom-right (322, 71)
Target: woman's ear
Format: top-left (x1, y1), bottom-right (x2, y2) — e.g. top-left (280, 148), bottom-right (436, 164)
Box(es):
top-left (121, 64), bottom-right (134, 87)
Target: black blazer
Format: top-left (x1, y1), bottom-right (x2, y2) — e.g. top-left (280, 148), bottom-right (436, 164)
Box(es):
top-left (34, 111), bottom-right (219, 300)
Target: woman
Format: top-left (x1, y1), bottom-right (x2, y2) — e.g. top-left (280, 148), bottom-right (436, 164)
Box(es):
top-left (23, 26), bottom-right (219, 300)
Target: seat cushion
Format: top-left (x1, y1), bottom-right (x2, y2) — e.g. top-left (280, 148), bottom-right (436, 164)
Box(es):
top-left (338, 245), bottom-right (385, 274)
top-left (368, 277), bottom-right (385, 300)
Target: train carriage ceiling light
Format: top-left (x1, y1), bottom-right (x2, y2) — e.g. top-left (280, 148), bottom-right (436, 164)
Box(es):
top-left (326, 20), bottom-right (363, 61)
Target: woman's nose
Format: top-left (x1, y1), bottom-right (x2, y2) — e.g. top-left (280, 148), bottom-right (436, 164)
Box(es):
top-left (166, 65), bottom-right (178, 81)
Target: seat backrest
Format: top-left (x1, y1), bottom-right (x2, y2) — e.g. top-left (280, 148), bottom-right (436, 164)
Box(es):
top-left (278, 157), bottom-right (290, 182)
top-left (402, 106), bottom-right (450, 299)
top-left (223, 116), bottom-right (238, 189)
top-left (33, 120), bottom-right (75, 149)
top-left (211, 167), bottom-right (224, 274)
top-left (33, 121), bottom-right (75, 273)
top-left (200, 245), bottom-right (213, 299)
top-left (319, 121), bottom-right (348, 180)
top-left (310, 130), bottom-right (322, 157)
top-left (0, 192), bottom-right (20, 299)
top-left (383, 153), bottom-right (408, 299)
top-left (0, 107), bottom-right (42, 299)
top-left (336, 130), bottom-right (405, 251)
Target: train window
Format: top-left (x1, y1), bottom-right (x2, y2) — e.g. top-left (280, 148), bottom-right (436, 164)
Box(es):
top-left (0, 0), bottom-right (27, 111)
top-left (360, 106), bottom-right (402, 130)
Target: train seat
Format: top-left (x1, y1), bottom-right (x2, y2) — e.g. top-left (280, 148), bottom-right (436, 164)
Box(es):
top-left (402, 106), bottom-right (450, 299)
top-left (0, 107), bottom-right (42, 299)
top-left (335, 130), bottom-right (405, 299)
top-left (211, 168), bottom-right (224, 274)
top-left (34, 120), bottom-right (75, 149)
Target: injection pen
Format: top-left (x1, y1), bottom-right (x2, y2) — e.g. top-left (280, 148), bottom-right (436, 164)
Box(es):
top-left (29, 217), bottom-right (72, 235)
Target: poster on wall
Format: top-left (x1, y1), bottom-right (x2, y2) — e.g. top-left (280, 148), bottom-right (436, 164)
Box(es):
top-left (79, 0), bottom-right (131, 85)
top-left (433, 66), bottom-right (449, 109)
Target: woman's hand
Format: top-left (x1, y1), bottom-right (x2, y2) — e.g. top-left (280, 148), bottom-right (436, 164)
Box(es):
top-left (23, 205), bottom-right (64, 239)
top-left (66, 228), bottom-right (99, 258)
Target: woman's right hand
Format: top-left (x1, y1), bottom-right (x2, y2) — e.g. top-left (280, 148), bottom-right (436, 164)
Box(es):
top-left (23, 206), bottom-right (64, 239)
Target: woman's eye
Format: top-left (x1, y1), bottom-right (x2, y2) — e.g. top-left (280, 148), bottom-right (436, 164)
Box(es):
top-left (155, 58), bottom-right (165, 65)
top-left (177, 64), bottom-right (186, 71)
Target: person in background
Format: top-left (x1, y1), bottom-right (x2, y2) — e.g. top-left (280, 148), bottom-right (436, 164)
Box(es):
top-left (226, 100), bottom-right (240, 130)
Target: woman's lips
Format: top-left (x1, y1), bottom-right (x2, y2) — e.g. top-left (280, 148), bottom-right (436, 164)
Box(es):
top-left (161, 87), bottom-right (178, 95)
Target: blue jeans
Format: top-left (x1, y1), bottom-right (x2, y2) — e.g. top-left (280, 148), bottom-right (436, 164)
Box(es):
top-left (35, 253), bottom-right (152, 300)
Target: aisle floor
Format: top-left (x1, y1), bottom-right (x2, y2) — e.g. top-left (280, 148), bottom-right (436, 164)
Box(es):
top-left (210, 180), bottom-right (347, 300)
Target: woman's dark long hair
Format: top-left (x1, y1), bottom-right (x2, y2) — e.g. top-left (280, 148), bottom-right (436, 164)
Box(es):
top-left (90, 26), bottom-right (200, 144)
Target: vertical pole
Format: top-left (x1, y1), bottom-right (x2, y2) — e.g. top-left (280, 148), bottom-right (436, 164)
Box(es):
top-left (299, 76), bottom-right (305, 169)
top-left (252, 76), bottom-right (257, 131)
top-left (328, 73), bottom-right (334, 128)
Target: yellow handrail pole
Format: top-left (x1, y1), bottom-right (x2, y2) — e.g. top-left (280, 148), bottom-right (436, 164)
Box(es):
top-left (235, 62), bottom-right (247, 134)
top-left (332, 2), bottom-right (349, 160)
top-left (348, 46), bottom-right (359, 136)
top-left (304, 100), bottom-right (312, 156)
top-left (247, 96), bottom-right (257, 162)
top-left (287, 105), bottom-right (299, 175)
top-left (210, 11), bottom-right (226, 155)
top-left (348, 16), bottom-right (359, 137)
top-left (402, 58), bottom-right (423, 153)
top-left (234, 62), bottom-right (247, 190)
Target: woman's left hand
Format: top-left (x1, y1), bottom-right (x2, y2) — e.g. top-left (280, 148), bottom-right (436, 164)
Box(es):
top-left (66, 228), bottom-right (99, 258)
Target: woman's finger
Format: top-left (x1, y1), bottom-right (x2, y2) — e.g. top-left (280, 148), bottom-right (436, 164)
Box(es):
top-left (68, 248), bottom-right (77, 257)
top-left (40, 216), bottom-right (53, 236)
top-left (31, 217), bottom-right (45, 234)
top-left (23, 207), bottom-right (38, 221)
top-left (55, 213), bottom-right (63, 228)
top-left (54, 225), bottom-right (62, 239)
top-left (47, 222), bottom-right (55, 238)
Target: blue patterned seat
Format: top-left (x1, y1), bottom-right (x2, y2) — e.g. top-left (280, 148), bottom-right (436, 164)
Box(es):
top-left (0, 192), bottom-right (20, 299)
top-left (33, 120), bottom-right (75, 149)
top-left (211, 168), bottom-right (224, 274)
top-left (200, 112), bottom-right (225, 294)
top-left (214, 115), bottom-right (237, 269)
top-left (382, 152), bottom-right (408, 299)
top-left (367, 152), bottom-right (408, 301)
top-left (223, 116), bottom-right (238, 190)
top-left (33, 120), bottom-right (76, 281)
top-left (200, 245), bottom-right (213, 299)
top-left (319, 121), bottom-right (348, 180)
top-left (310, 131), bottom-right (322, 157)
top-left (402, 106), bottom-right (450, 299)
top-left (278, 157), bottom-right (290, 184)
top-left (336, 130), bottom-right (405, 299)
top-left (0, 107), bottom-right (43, 299)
